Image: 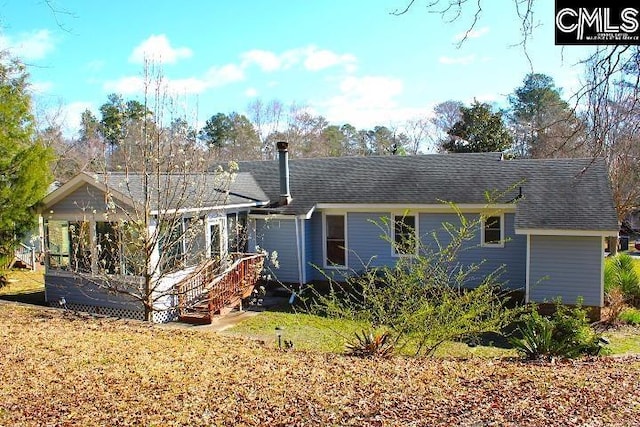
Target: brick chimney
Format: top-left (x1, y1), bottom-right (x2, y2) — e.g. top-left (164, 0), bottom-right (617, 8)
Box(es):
top-left (277, 141), bottom-right (291, 205)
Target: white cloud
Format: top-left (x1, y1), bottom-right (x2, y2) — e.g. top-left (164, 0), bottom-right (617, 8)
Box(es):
top-left (244, 87), bottom-right (258, 97)
top-left (129, 34), bottom-right (192, 64)
top-left (453, 26), bottom-right (490, 42)
top-left (439, 55), bottom-right (476, 65)
top-left (29, 81), bottom-right (53, 95)
top-left (318, 75), bottom-right (425, 128)
top-left (241, 50), bottom-right (281, 71)
top-left (0, 29), bottom-right (55, 60)
top-left (241, 45), bottom-right (357, 73)
top-left (103, 63), bottom-right (244, 96)
top-left (103, 76), bottom-right (145, 94)
top-left (204, 64), bottom-right (245, 87)
top-left (58, 101), bottom-right (95, 137)
top-left (105, 44), bottom-right (355, 99)
top-left (304, 47), bottom-right (357, 72)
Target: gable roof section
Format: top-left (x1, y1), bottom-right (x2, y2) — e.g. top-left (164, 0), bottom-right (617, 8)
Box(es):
top-left (510, 158), bottom-right (618, 233)
top-left (239, 153), bottom-right (618, 233)
top-left (41, 171), bottom-right (270, 213)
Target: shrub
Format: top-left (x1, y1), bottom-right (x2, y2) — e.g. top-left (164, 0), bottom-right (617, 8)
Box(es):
top-left (510, 303), bottom-right (603, 360)
top-left (619, 307), bottom-right (640, 325)
top-left (345, 330), bottom-right (394, 358)
top-left (604, 287), bottom-right (627, 323)
top-left (306, 204), bottom-right (522, 357)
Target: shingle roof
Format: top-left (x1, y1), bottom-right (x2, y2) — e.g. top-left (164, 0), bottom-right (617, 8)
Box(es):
top-left (96, 172), bottom-right (269, 210)
top-left (238, 153), bottom-right (618, 232)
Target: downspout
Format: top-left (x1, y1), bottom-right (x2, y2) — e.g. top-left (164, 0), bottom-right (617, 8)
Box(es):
top-left (294, 217), bottom-right (303, 294)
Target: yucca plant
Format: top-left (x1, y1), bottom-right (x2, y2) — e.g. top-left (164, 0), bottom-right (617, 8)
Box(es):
top-left (509, 312), bottom-right (558, 360)
top-left (605, 254), bottom-right (640, 305)
top-left (345, 330), bottom-right (394, 358)
top-left (510, 304), bottom-right (604, 360)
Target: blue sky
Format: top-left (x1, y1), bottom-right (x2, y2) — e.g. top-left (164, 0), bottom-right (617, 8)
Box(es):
top-left (1, 0), bottom-right (593, 136)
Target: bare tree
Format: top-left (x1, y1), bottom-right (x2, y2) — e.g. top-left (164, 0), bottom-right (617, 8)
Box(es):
top-left (45, 63), bottom-right (238, 321)
top-left (402, 117), bottom-right (433, 154)
top-left (247, 98), bottom-right (284, 160)
top-left (583, 49), bottom-right (640, 222)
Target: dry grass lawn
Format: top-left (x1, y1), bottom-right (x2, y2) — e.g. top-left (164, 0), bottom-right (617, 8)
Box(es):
top-left (0, 303), bottom-right (639, 426)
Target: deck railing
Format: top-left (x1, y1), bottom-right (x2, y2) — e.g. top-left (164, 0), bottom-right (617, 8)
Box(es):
top-left (176, 253), bottom-right (265, 320)
top-left (14, 243), bottom-right (36, 270)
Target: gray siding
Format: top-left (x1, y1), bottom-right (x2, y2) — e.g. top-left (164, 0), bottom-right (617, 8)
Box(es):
top-left (307, 211), bottom-right (526, 289)
top-left (529, 235), bottom-right (603, 306)
top-left (45, 274), bottom-right (143, 311)
top-left (308, 212), bottom-right (393, 281)
top-left (254, 218), bottom-right (300, 283)
top-left (347, 212), bottom-right (394, 270)
top-left (420, 213), bottom-right (526, 290)
top-left (49, 185), bottom-right (109, 214)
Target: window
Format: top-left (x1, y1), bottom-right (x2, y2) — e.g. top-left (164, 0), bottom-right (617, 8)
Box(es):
top-left (96, 222), bottom-right (121, 274)
top-left (45, 220), bottom-right (70, 269)
top-left (393, 214), bottom-right (417, 256)
top-left (159, 219), bottom-right (186, 273)
top-left (482, 215), bottom-right (503, 247)
top-left (325, 214), bottom-right (346, 267)
top-left (210, 222), bottom-right (222, 260)
top-left (227, 212), bottom-right (248, 253)
top-left (183, 217), bottom-right (206, 267)
top-left (69, 221), bottom-right (91, 273)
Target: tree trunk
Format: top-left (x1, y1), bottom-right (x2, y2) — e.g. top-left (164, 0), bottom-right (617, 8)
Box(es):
top-left (608, 236), bottom-right (619, 256)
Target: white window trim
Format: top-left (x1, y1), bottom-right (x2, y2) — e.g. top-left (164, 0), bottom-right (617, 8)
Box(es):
top-left (481, 213), bottom-right (505, 248)
top-left (206, 217), bottom-right (226, 259)
top-left (322, 212), bottom-right (348, 269)
top-left (391, 213), bottom-right (419, 257)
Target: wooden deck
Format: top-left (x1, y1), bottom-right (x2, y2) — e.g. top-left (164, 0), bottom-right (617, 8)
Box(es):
top-left (176, 253), bottom-right (265, 324)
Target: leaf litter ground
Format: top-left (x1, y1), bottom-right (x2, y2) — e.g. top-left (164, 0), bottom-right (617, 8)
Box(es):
top-left (0, 303), bottom-right (638, 426)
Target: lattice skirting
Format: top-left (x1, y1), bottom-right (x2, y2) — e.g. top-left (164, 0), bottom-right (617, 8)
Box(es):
top-left (58, 302), bottom-right (145, 320)
top-left (52, 302), bottom-right (179, 323)
top-left (153, 309), bottom-right (178, 323)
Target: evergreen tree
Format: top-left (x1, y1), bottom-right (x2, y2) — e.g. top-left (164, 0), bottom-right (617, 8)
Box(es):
top-left (0, 55), bottom-right (53, 257)
top-left (442, 100), bottom-right (513, 153)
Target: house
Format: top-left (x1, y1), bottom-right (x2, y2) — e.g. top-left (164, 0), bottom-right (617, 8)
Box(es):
top-left (241, 143), bottom-right (618, 318)
top-left (39, 142), bottom-right (618, 321)
top-left (39, 170), bottom-right (268, 323)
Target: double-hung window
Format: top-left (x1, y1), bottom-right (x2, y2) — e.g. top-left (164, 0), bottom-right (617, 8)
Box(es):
top-left (325, 214), bottom-right (346, 268)
top-left (393, 214), bottom-right (417, 256)
top-left (482, 215), bottom-right (504, 247)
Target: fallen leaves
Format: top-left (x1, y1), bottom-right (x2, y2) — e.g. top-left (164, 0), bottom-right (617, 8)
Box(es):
top-left (0, 303), bottom-right (638, 426)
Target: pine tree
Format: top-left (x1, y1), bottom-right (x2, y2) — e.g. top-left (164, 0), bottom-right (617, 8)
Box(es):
top-left (0, 55), bottom-right (54, 259)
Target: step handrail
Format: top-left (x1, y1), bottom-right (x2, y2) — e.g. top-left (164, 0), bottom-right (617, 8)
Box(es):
top-left (177, 253), bottom-right (265, 317)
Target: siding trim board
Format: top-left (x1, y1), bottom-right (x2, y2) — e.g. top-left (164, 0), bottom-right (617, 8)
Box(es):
top-left (525, 234), bottom-right (531, 302)
top-left (316, 203), bottom-right (517, 212)
top-left (516, 229), bottom-right (618, 237)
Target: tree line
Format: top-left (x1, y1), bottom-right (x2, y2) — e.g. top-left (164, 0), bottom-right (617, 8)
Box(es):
top-left (1, 50), bottom-right (639, 260)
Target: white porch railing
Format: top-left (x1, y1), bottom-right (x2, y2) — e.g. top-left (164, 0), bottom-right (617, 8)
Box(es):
top-left (13, 243), bottom-right (36, 271)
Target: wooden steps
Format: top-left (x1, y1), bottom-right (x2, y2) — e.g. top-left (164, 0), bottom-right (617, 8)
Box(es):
top-left (176, 253), bottom-right (265, 325)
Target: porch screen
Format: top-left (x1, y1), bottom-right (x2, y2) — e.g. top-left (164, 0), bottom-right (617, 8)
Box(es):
top-left (325, 215), bottom-right (346, 267)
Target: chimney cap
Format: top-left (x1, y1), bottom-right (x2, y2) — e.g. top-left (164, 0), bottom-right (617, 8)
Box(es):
top-left (276, 141), bottom-right (289, 151)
